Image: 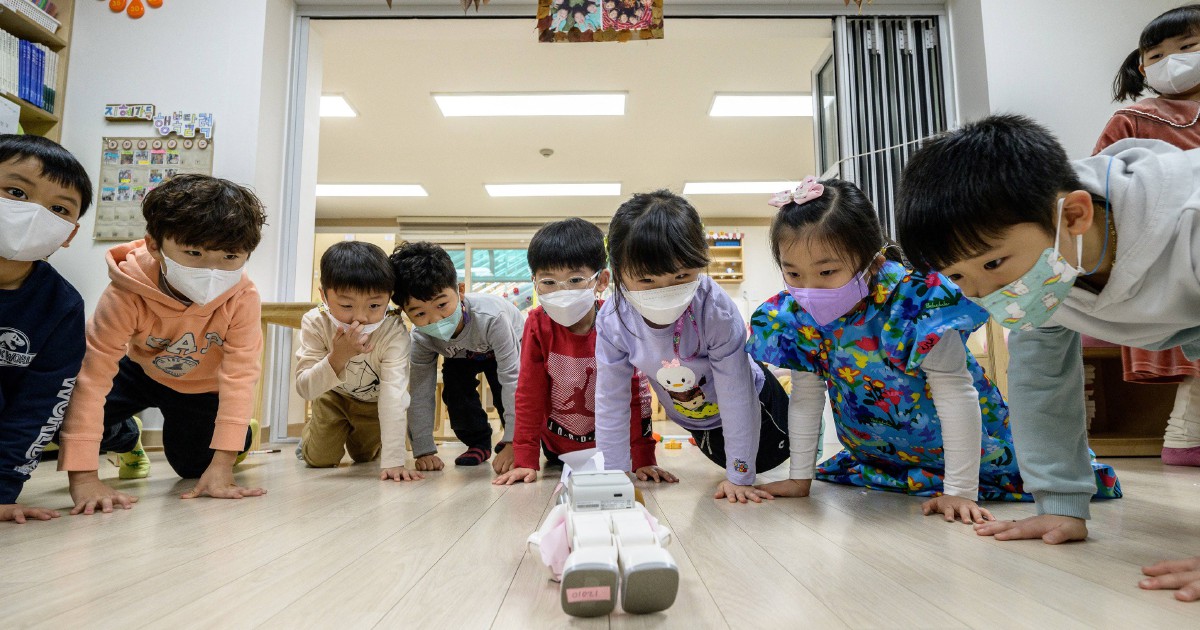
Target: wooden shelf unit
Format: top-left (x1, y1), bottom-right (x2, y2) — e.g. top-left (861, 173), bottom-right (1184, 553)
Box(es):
top-left (0, 0), bottom-right (72, 140)
top-left (1082, 346), bottom-right (1173, 457)
top-left (707, 240), bottom-right (743, 283)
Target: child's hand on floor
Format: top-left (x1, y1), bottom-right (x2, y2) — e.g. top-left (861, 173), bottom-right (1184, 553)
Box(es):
top-left (380, 466), bottom-right (424, 482)
top-left (755, 479), bottom-right (811, 498)
top-left (492, 446), bottom-right (515, 474)
top-left (1139, 556), bottom-right (1200, 602)
top-left (635, 466), bottom-right (678, 483)
top-left (0, 503), bottom-right (60, 524)
top-left (921, 495), bottom-right (994, 524)
top-left (67, 471), bottom-right (138, 515)
top-left (493, 467), bottom-right (537, 485)
top-left (415, 454), bottom-right (444, 471)
top-left (181, 451), bottom-right (266, 500)
top-left (973, 514), bottom-right (1087, 544)
top-left (714, 480), bottom-right (774, 504)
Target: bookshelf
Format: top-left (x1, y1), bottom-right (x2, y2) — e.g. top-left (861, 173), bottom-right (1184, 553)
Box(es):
top-left (1082, 345), bottom-right (1174, 457)
top-left (0, 0), bottom-right (72, 140)
top-left (706, 232), bottom-right (743, 283)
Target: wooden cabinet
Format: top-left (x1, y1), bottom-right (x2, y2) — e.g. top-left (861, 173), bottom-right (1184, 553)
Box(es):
top-left (0, 0), bottom-right (73, 140)
top-left (1083, 346), bottom-right (1173, 456)
top-left (706, 234), bottom-right (743, 283)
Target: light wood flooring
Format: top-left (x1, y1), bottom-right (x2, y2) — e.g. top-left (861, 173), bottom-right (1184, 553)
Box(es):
top-left (4, 442), bottom-right (1200, 629)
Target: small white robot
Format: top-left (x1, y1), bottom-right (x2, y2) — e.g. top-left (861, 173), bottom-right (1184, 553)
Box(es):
top-left (527, 454), bottom-right (680, 618)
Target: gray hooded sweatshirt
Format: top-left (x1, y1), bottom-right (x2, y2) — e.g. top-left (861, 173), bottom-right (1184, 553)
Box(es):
top-left (1008, 138), bottom-right (1200, 520)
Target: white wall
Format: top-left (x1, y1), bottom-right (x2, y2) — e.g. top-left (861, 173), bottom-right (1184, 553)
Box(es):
top-left (961, 0), bottom-right (1180, 157)
top-left (56, 0), bottom-right (294, 430)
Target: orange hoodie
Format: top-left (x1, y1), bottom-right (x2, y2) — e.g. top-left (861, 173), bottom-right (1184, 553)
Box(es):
top-left (58, 240), bottom-right (263, 471)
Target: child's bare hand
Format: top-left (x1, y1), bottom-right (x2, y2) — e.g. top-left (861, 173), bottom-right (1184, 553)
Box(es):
top-left (493, 467), bottom-right (537, 485)
top-left (329, 322), bottom-right (373, 371)
top-left (635, 466), bottom-right (678, 483)
top-left (181, 454), bottom-right (266, 500)
top-left (756, 478), bottom-right (811, 498)
top-left (1, 503), bottom-right (60, 524)
top-left (922, 495), bottom-right (994, 524)
top-left (415, 454), bottom-right (444, 471)
top-left (68, 471), bottom-right (138, 515)
top-left (380, 466), bottom-right (424, 482)
top-left (714, 480), bottom-right (774, 504)
top-left (974, 513), bottom-right (1086, 544)
top-left (492, 446), bottom-right (515, 474)
top-left (1140, 556), bottom-right (1200, 602)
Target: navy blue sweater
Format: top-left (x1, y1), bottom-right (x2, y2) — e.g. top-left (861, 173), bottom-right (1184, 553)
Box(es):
top-left (0, 261), bottom-right (85, 504)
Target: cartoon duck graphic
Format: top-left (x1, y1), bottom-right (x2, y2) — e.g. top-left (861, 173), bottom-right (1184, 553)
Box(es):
top-left (656, 359), bottom-right (718, 419)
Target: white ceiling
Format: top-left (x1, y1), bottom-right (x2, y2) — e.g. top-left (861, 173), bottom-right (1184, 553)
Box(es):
top-left (312, 18), bottom-right (833, 221)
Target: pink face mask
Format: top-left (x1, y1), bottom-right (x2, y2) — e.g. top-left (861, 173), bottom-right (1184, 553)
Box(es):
top-left (784, 270), bottom-right (870, 326)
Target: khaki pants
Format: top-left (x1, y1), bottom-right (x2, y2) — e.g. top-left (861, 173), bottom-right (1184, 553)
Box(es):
top-left (301, 390), bottom-right (381, 467)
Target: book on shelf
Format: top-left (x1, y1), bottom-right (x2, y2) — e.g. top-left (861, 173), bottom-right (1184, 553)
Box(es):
top-left (0, 26), bottom-right (58, 113)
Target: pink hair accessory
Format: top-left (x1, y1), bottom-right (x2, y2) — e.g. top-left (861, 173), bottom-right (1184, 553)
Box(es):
top-left (661, 358), bottom-right (681, 369)
top-left (768, 176), bottom-right (824, 208)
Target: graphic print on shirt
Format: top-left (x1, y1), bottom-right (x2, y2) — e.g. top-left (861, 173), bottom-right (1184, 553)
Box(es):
top-left (655, 358), bottom-right (718, 420)
top-left (547, 352), bottom-right (597, 440)
top-left (340, 359), bottom-right (381, 400)
top-left (145, 331), bottom-right (226, 377)
top-left (0, 327), bottom-right (33, 367)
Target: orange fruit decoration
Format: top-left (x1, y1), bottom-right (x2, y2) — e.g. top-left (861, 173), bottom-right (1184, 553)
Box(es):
top-left (126, 0), bottom-right (145, 18)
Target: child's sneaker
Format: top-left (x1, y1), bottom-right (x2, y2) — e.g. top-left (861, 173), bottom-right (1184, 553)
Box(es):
top-left (235, 418), bottom-right (260, 466)
top-left (116, 416), bottom-right (150, 479)
top-left (455, 446), bottom-right (491, 466)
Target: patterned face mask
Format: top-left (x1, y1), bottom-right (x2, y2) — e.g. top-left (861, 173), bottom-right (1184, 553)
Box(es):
top-left (972, 198), bottom-right (1081, 331)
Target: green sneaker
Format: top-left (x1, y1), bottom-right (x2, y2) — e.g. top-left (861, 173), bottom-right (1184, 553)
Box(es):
top-left (116, 416), bottom-right (150, 479)
top-left (235, 418), bottom-right (260, 466)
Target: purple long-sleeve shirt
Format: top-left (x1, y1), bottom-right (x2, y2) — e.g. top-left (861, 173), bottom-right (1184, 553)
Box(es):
top-left (594, 275), bottom-right (765, 485)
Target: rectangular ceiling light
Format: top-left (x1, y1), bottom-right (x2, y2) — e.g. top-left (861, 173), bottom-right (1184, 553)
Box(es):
top-left (434, 93), bottom-right (626, 117)
top-left (320, 95), bottom-right (358, 118)
top-left (315, 184), bottom-right (428, 197)
top-left (709, 94), bottom-right (813, 117)
top-left (485, 183), bottom-right (621, 197)
top-left (682, 181), bottom-right (801, 195)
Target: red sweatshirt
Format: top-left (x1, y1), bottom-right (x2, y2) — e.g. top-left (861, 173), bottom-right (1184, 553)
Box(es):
top-left (512, 302), bottom-right (654, 471)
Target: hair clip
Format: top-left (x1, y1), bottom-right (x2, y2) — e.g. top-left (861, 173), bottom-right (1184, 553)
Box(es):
top-left (768, 176), bottom-right (824, 208)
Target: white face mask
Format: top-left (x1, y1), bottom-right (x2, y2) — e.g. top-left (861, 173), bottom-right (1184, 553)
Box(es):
top-left (1144, 50), bottom-right (1200, 95)
top-left (0, 197), bottom-right (74, 262)
top-left (538, 288), bottom-right (596, 327)
top-left (161, 254), bottom-right (244, 305)
top-left (323, 308), bottom-right (385, 335)
top-left (621, 280), bottom-right (700, 326)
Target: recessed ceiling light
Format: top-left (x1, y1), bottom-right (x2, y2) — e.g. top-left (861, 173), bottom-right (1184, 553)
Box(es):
top-left (682, 181), bottom-right (802, 195)
top-left (315, 184), bottom-right (427, 197)
top-left (434, 93), bottom-right (626, 117)
top-left (320, 95), bottom-right (358, 118)
top-left (709, 95), bottom-right (813, 117)
top-left (485, 183), bottom-right (621, 197)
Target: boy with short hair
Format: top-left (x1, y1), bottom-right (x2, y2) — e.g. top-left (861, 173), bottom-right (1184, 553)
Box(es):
top-left (0, 135), bottom-right (91, 523)
top-left (294, 240), bottom-right (419, 481)
top-left (896, 114), bottom-right (1200, 596)
top-left (390, 241), bottom-right (524, 474)
top-left (60, 174), bottom-right (268, 514)
top-left (493, 219), bottom-right (660, 485)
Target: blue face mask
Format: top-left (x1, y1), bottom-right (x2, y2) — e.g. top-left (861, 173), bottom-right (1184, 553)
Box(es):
top-left (417, 303), bottom-right (463, 341)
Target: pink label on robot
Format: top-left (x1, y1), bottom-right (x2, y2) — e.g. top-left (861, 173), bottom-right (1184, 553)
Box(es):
top-left (565, 586), bottom-right (611, 603)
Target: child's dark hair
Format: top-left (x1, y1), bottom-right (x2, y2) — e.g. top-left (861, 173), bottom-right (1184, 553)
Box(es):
top-left (896, 114), bottom-right (1083, 273)
top-left (0, 134), bottom-right (93, 217)
top-left (607, 190), bottom-right (709, 288)
top-left (1113, 4), bottom-right (1200, 101)
top-left (143, 174), bottom-right (267, 253)
top-left (389, 240), bottom-right (459, 307)
top-left (320, 241), bottom-right (394, 296)
top-left (527, 218), bottom-right (606, 275)
top-left (770, 179), bottom-right (903, 274)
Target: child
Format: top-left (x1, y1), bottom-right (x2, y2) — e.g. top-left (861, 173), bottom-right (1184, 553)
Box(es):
top-left (493, 219), bottom-right (658, 485)
top-left (0, 135), bottom-right (91, 523)
top-left (294, 241), bottom-right (419, 481)
top-left (1102, 4), bottom-right (1200, 467)
top-left (745, 177), bottom-right (1120, 524)
top-left (390, 241), bottom-right (525, 473)
top-left (594, 190), bottom-right (789, 504)
top-left (59, 174), bottom-right (268, 514)
top-left (895, 114), bottom-right (1200, 597)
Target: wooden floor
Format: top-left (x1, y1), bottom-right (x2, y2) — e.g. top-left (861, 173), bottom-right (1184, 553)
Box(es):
top-left (5, 442), bottom-right (1200, 629)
